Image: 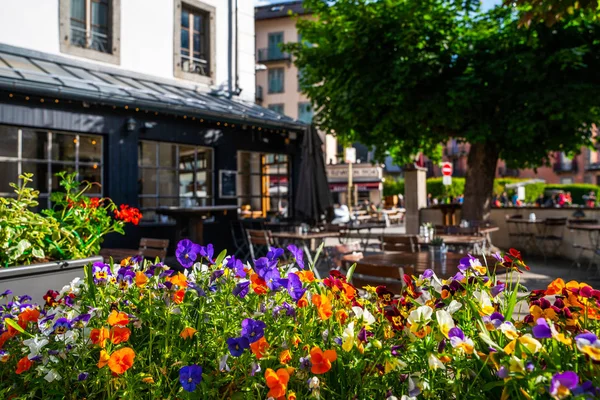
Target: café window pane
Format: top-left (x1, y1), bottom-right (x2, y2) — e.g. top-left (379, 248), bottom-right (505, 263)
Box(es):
top-left (0, 126), bottom-right (103, 206)
top-left (138, 140), bottom-right (214, 222)
top-left (237, 151), bottom-right (290, 218)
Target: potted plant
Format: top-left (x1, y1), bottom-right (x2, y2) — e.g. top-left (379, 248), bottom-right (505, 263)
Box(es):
top-left (0, 173), bottom-right (141, 303)
top-left (429, 236), bottom-right (447, 260)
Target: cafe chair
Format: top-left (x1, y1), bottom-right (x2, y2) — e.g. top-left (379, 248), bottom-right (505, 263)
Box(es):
top-left (349, 263), bottom-right (405, 295)
top-left (380, 235), bottom-right (419, 253)
top-left (246, 229), bottom-right (275, 260)
top-left (100, 238), bottom-right (170, 263)
top-left (569, 219), bottom-right (599, 270)
top-left (230, 220), bottom-right (250, 262)
top-left (536, 217), bottom-right (567, 263)
top-left (324, 242), bottom-right (363, 271)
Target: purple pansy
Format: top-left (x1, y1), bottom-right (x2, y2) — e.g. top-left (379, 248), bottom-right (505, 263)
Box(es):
top-left (286, 273), bottom-right (306, 302)
top-left (210, 269), bottom-right (224, 284)
top-left (497, 366), bottom-right (508, 379)
top-left (176, 239), bottom-right (202, 268)
top-left (241, 318), bottom-right (266, 343)
top-left (550, 371), bottom-right (579, 398)
top-left (179, 365), bottom-right (203, 392)
top-left (287, 244), bottom-right (305, 269)
top-left (72, 314), bottom-right (91, 329)
top-left (267, 247), bottom-right (284, 261)
top-left (225, 256), bottom-right (246, 278)
top-left (199, 244), bottom-right (214, 264)
top-left (0, 290), bottom-right (12, 297)
top-left (422, 269), bottom-right (434, 279)
top-left (532, 318), bottom-right (553, 339)
top-left (458, 254), bottom-right (480, 272)
top-left (233, 281), bottom-right (250, 299)
top-left (117, 267), bottom-right (135, 289)
top-left (250, 362), bottom-right (261, 376)
top-left (227, 336), bottom-right (250, 357)
top-left (492, 251), bottom-right (503, 262)
top-left (78, 372), bottom-right (89, 381)
top-left (254, 257), bottom-right (278, 279)
top-left (92, 262), bottom-right (111, 284)
top-left (264, 268), bottom-right (284, 291)
top-left (490, 282), bottom-right (505, 297)
top-left (53, 318), bottom-right (72, 335)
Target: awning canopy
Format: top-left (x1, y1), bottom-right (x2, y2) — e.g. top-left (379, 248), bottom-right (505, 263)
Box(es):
top-left (329, 182), bottom-right (381, 192)
top-left (0, 44), bottom-right (306, 131)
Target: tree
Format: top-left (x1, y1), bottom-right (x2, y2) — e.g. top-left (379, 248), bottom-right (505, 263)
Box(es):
top-left (507, 0), bottom-right (599, 26)
top-left (286, 0), bottom-right (600, 221)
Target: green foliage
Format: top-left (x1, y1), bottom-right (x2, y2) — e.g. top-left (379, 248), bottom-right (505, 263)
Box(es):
top-left (286, 0), bottom-right (600, 214)
top-left (509, 0), bottom-right (599, 26)
top-left (427, 177), bottom-right (466, 200)
top-left (383, 178), bottom-right (404, 197)
top-left (545, 183), bottom-right (600, 205)
top-left (0, 173), bottom-right (130, 267)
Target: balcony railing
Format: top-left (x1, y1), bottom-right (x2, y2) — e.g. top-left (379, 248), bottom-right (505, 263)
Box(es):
top-left (257, 47), bottom-right (291, 62)
top-left (256, 85), bottom-right (264, 102)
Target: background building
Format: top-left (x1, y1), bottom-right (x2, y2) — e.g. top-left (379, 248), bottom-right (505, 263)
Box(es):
top-left (0, 0), bottom-right (306, 251)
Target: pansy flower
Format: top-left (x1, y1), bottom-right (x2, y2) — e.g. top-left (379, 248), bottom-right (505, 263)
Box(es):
top-left (176, 239), bottom-right (202, 268)
top-left (227, 337), bottom-right (250, 357)
top-left (250, 336), bottom-right (270, 359)
top-left (52, 318), bottom-right (71, 335)
top-left (225, 256), bottom-right (246, 278)
top-left (241, 318), bottom-right (266, 343)
top-left (179, 365), bottom-right (203, 392)
top-left (116, 267), bottom-right (135, 290)
top-left (312, 294), bottom-right (333, 321)
top-left (287, 244), bottom-right (305, 269)
top-left (448, 327), bottom-right (474, 354)
top-left (92, 262), bottom-right (112, 284)
top-left (199, 244), bottom-right (214, 264)
top-left (266, 247), bottom-right (284, 261)
top-left (310, 346), bottom-right (337, 374)
top-left (575, 332), bottom-right (600, 361)
top-left (15, 356), bottom-right (33, 374)
top-left (550, 371), bottom-right (579, 399)
top-left (265, 368), bottom-right (290, 398)
top-left (286, 273), bottom-right (306, 302)
top-left (108, 348), bottom-right (135, 374)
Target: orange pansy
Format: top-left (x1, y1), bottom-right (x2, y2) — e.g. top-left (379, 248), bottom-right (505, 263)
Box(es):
top-left (312, 294), bottom-right (333, 320)
top-left (180, 327), bottom-right (197, 339)
top-left (0, 331), bottom-right (12, 349)
top-left (336, 310), bottom-right (348, 325)
top-left (97, 350), bottom-right (110, 368)
top-left (297, 271), bottom-right (315, 283)
top-left (18, 308), bottom-right (40, 324)
top-left (250, 273), bottom-right (269, 295)
top-left (135, 271), bottom-right (149, 287)
top-left (108, 310), bottom-right (129, 326)
top-left (297, 296), bottom-right (308, 308)
top-left (90, 327), bottom-right (110, 348)
top-left (265, 368), bottom-right (290, 398)
top-left (545, 278), bottom-right (565, 295)
top-left (15, 356), bottom-right (32, 374)
top-left (310, 346), bottom-right (337, 374)
top-left (166, 272), bottom-right (188, 288)
top-left (173, 289), bottom-right (186, 304)
top-left (279, 349), bottom-right (292, 364)
top-left (250, 337), bottom-right (270, 359)
top-left (110, 326), bottom-right (131, 345)
top-left (108, 347), bottom-right (135, 374)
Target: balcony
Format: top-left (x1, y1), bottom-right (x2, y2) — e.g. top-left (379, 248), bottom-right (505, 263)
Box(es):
top-left (256, 85), bottom-right (264, 102)
top-left (553, 158), bottom-right (579, 174)
top-left (257, 47), bottom-right (291, 63)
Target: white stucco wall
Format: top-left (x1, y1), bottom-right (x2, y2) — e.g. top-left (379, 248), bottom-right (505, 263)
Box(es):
top-left (0, 0), bottom-right (254, 101)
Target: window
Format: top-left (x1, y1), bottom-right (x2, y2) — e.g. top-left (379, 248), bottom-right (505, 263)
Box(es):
top-left (180, 7), bottom-right (210, 77)
top-left (560, 152), bottom-right (573, 170)
top-left (0, 125), bottom-right (103, 208)
top-left (298, 102), bottom-right (313, 123)
top-left (138, 141), bottom-right (213, 222)
top-left (268, 68), bottom-right (284, 93)
top-left (560, 177), bottom-right (574, 185)
top-left (238, 152), bottom-right (290, 218)
top-left (298, 67), bottom-right (305, 92)
top-left (174, 0), bottom-right (216, 84)
top-left (268, 104), bottom-right (285, 115)
top-left (59, 0), bottom-right (120, 64)
top-left (267, 32), bottom-right (284, 59)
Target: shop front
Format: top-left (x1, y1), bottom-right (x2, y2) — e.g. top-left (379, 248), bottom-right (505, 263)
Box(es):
top-left (0, 44), bottom-right (306, 251)
top-left (326, 163), bottom-right (383, 206)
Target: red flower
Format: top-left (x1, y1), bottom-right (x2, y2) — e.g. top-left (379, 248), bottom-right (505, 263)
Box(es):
top-left (508, 248), bottom-right (522, 260)
top-left (114, 205), bottom-right (142, 225)
top-left (43, 290), bottom-right (59, 307)
top-left (16, 356), bottom-right (32, 374)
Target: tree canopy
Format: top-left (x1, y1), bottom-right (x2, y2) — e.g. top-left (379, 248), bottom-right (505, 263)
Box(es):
top-left (287, 0), bottom-right (600, 219)
top-left (508, 0), bottom-right (599, 26)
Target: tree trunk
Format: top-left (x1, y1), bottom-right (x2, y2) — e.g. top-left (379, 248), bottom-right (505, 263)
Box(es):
top-left (462, 142), bottom-right (500, 222)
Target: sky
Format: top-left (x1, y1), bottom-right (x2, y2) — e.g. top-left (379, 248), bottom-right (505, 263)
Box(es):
top-left (254, 0), bottom-right (502, 10)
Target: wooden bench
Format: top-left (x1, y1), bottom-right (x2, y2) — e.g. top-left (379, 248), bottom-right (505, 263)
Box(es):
top-left (100, 238), bottom-right (170, 263)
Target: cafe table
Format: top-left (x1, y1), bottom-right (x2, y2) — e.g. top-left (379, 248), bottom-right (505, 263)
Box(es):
top-left (271, 231), bottom-right (341, 277)
top-left (567, 224), bottom-right (600, 271)
top-left (417, 235), bottom-right (486, 254)
top-left (341, 251), bottom-right (481, 293)
top-left (505, 218), bottom-right (546, 254)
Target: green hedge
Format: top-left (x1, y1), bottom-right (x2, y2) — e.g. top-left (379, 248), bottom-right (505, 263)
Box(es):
top-left (545, 184), bottom-right (600, 205)
top-left (383, 176), bottom-right (599, 205)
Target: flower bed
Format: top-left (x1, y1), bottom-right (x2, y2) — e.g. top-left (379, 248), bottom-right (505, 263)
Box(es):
top-left (0, 243), bottom-right (599, 399)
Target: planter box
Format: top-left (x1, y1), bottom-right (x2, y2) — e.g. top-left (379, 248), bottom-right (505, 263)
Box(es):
top-left (0, 256), bottom-right (102, 304)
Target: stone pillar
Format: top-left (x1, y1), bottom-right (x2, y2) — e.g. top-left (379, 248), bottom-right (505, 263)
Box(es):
top-left (404, 166), bottom-right (427, 234)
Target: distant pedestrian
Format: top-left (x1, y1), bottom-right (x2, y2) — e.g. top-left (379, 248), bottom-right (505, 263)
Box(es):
top-left (535, 194), bottom-right (544, 207)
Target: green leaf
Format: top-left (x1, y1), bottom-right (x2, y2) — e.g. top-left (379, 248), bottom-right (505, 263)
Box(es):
top-left (4, 318), bottom-right (31, 337)
top-left (215, 249), bottom-right (227, 268)
top-left (16, 239), bottom-right (31, 257)
top-left (31, 247), bottom-right (45, 259)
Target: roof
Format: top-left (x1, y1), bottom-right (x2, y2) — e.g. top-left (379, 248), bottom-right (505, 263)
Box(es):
top-left (255, 1), bottom-right (309, 20)
top-left (0, 44), bottom-right (306, 131)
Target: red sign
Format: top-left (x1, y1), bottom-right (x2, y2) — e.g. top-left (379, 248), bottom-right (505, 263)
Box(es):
top-left (441, 162), bottom-right (453, 176)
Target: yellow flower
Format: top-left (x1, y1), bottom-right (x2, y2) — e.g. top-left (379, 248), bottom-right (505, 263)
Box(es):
top-left (509, 355), bottom-right (525, 374)
top-left (435, 310), bottom-right (455, 338)
top-left (504, 335), bottom-right (542, 355)
top-left (342, 321), bottom-right (355, 352)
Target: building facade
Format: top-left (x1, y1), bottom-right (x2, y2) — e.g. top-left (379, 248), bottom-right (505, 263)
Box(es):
top-left (255, 1), bottom-right (383, 206)
top-left (0, 0), bottom-right (307, 251)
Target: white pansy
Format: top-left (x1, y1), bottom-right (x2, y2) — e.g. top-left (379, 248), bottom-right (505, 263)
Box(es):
top-left (219, 354), bottom-right (230, 372)
top-left (407, 305), bottom-right (433, 327)
top-left (342, 321), bottom-right (355, 352)
top-left (23, 336), bottom-right (49, 360)
top-left (428, 353), bottom-right (446, 370)
top-left (44, 369), bottom-right (62, 382)
top-left (352, 306), bottom-right (376, 325)
top-left (447, 300), bottom-right (462, 314)
top-left (435, 310), bottom-right (455, 338)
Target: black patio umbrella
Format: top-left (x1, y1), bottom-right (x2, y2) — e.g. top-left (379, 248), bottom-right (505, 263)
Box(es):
top-left (295, 124), bottom-right (333, 224)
